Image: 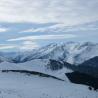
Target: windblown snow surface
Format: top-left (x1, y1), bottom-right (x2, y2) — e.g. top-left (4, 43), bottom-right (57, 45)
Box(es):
top-left (0, 60), bottom-right (98, 98)
top-left (0, 71), bottom-right (98, 98)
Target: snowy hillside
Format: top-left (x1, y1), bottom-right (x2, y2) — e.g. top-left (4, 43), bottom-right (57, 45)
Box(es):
top-left (0, 71), bottom-right (98, 98)
top-left (0, 59), bottom-right (72, 80)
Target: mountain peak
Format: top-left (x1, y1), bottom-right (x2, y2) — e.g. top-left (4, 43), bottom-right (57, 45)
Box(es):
top-left (0, 42), bottom-right (98, 65)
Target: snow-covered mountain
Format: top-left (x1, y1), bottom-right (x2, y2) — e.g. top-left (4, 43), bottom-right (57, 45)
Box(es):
top-left (1, 42), bottom-right (98, 65)
top-left (0, 42), bottom-right (98, 79)
top-left (35, 42), bottom-right (98, 65)
top-left (0, 42), bottom-right (98, 98)
top-left (0, 59), bottom-right (72, 81)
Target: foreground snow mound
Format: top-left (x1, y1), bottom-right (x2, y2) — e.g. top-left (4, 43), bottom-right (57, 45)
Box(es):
top-left (0, 71), bottom-right (98, 98)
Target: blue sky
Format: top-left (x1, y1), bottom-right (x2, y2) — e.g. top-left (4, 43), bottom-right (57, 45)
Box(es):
top-left (0, 0), bottom-right (98, 51)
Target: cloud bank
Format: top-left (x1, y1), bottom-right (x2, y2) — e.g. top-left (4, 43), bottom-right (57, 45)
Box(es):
top-left (0, 0), bottom-right (98, 25)
top-left (0, 0), bottom-right (98, 51)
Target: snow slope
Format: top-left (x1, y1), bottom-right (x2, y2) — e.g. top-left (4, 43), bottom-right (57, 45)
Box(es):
top-left (0, 71), bottom-right (98, 98)
top-left (0, 59), bottom-right (71, 81)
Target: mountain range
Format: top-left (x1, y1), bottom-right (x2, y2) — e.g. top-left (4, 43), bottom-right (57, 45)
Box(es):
top-left (0, 42), bottom-right (98, 98)
top-left (0, 42), bottom-right (98, 64)
top-left (0, 42), bottom-right (98, 78)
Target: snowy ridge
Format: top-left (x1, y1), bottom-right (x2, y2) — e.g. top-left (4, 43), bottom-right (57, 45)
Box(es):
top-left (0, 59), bottom-right (71, 81)
top-left (0, 42), bottom-right (98, 65)
top-left (14, 42), bottom-right (98, 64)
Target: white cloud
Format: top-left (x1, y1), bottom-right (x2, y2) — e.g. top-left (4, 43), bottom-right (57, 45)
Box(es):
top-left (0, 44), bottom-right (17, 50)
top-left (20, 22), bottom-right (98, 34)
top-left (20, 24), bottom-right (66, 33)
top-left (0, 42), bottom-right (39, 50)
top-left (0, 0), bottom-right (98, 25)
top-left (7, 34), bottom-right (76, 41)
top-left (19, 41), bottom-right (39, 50)
top-left (0, 28), bottom-right (8, 32)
